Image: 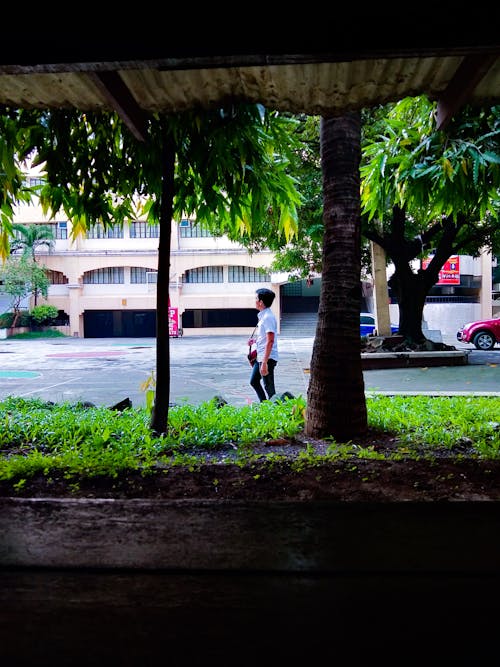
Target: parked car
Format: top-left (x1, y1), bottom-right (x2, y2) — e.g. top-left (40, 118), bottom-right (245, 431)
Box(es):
top-left (456, 315), bottom-right (500, 350)
top-left (360, 312), bottom-right (398, 337)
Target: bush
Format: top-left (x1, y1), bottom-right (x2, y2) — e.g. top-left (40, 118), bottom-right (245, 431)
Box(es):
top-left (0, 311), bottom-right (31, 327)
top-left (0, 312), bottom-right (14, 327)
top-left (18, 311), bottom-right (32, 326)
top-left (30, 304), bottom-right (59, 326)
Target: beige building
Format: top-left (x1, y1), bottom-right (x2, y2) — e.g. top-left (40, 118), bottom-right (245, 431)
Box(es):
top-left (9, 174), bottom-right (294, 338)
top-left (4, 170), bottom-right (497, 341)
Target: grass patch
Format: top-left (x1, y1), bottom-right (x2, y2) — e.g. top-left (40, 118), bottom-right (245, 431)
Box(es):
top-left (6, 329), bottom-right (67, 340)
top-left (0, 394), bottom-right (499, 485)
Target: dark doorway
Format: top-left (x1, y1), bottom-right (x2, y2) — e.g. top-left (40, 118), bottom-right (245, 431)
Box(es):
top-left (281, 279), bottom-right (320, 314)
top-left (84, 310), bottom-right (156, 338)
top-left (182, 308), bottom-right (256, 329)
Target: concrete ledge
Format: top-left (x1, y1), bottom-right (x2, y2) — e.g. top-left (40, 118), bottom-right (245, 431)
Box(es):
top-left (3, 497), bottom-right (499, 660)
top-left (362, 350), bottom-right (469, 369)
top-left (1, 497), bottom-right (499, 572)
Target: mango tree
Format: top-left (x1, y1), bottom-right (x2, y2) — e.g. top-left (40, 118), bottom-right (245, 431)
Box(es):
top-left (15, 105), bottom-right (301, 434)
top-left (361, 96), bottom-right (500, 346)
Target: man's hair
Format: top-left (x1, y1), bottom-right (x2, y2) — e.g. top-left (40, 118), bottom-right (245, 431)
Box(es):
top-left (256, 288), bottom-right (275, 308)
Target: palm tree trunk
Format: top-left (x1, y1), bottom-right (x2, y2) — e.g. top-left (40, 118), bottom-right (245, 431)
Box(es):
top-left (305, 113), bottom-right (368, 440)
top-left (150, 132), bottom-right (176, 435)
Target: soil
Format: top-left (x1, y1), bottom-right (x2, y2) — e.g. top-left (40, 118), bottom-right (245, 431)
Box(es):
top-left (3, 429), bottom-right (500, 502)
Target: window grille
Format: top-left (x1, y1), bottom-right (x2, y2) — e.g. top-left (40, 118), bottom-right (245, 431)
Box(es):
top-left (179, 221), bottom-right (212, 238)
top-left (130, 221), bottom-right (160, 238)
top-left (185, 266), bottom-right (223, 283)
top-left (45, 270), bottom-right (68, 285)
top-left (83, 267), bottom-right (124, 284)
top-left (86, 223), bottom-right (123, 239)
top-left (29, 177), bottom-right (45, 187)
top-left (45, 221), bottom-right (67, 240)
top-left (130, 267), bottom-right (151, 283)
top-left (228, 266), bottom-right (271, 282)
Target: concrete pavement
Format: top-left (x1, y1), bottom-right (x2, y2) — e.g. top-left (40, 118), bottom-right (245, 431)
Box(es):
top-left (0, 334), bottom-right (499, 409)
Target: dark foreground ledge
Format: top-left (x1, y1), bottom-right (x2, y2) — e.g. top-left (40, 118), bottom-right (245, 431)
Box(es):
top-left (2, 497), bottom-right (499, 663)
top-left (1, 497), bottom-right (499, 572)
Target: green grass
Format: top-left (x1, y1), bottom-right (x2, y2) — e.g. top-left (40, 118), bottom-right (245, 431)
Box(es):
top-left (5, 329), bottom-right (67, 340)
top-left (0, 394), bottom-right (499, 485)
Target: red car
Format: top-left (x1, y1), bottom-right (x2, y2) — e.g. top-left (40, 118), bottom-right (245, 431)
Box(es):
top-left (457, 315), bottom-right (500, 350)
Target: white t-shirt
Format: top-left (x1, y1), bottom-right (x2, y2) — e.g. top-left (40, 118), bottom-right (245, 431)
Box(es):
top-left (256, 307), bottom-right (279, 361)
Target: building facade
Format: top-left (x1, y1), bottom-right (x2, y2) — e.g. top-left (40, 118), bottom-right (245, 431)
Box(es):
top-left (9, 184), bottom-right (290, 338)
top-left (2, 170), bottom-right (498, 340)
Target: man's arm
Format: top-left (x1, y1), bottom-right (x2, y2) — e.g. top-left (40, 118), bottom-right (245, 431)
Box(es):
top-left (260, 331), bottom-right (275, 376)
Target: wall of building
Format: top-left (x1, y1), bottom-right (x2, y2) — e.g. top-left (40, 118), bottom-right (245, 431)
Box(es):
top-left (12, 193), bottom-right (281, 336)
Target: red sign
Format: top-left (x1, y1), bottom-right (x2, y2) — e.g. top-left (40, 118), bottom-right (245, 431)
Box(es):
top-left (168, 307), bottom-right (179, 336)
top-left (422, 255), bottom-right (460, 285)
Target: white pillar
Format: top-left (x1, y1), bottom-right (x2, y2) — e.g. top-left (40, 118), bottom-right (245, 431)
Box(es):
top-left (68, 284), bottom-right (83, 337)
top-left (370, 241), bottom-right (391, 336)
top-left (480, 249), bottom-right (493, 319)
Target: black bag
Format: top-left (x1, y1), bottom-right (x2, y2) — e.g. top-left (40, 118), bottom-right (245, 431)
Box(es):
top-left (247, 325), bottom-right (258, 366)
top-left (247, 348), bottom-right (257, 365)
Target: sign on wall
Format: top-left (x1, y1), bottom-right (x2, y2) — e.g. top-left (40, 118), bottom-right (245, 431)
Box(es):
top-left (422, 255), bottom-right (460, 285)
top-left (168, 306), bottom-right (179, 337)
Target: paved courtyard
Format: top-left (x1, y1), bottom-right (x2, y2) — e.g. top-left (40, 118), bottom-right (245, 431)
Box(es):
top-left (0, 334), bottom-right (499, 409)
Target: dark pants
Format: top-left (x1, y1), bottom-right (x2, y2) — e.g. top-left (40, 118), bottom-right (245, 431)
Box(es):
top-left (250, 359), bottom-right (277, 401)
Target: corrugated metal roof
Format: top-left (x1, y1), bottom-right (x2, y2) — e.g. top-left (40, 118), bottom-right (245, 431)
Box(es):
top-left (1, 54), bottom-right (499, 116)
top-left (1, 43), bottom-right (499, 143)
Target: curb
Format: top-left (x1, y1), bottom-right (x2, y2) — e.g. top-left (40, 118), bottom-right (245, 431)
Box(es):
top-left (362, 350), bottom-right (469, 370)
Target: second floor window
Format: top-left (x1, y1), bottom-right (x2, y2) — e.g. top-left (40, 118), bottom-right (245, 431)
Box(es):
top-left (130, 221), bottom-right (160, 238)
top-left (45, 269), bottom-right (68, 285)
top-left (179, 220), bottom-right (213, 238)
top-left (86, 224), bottom-right (123, 239)
top-left (46, 222), bottom-right (68, 240)
top-left (83, 267), bottom-right (124, 284)
top-left (130, 267), bottom-right (158, 283)
top-left (185, 266), bottom-right (223, 283)
top-left (27, 176), bottom-right (45, 187)
top-left (228, 266), bottom-right (271, 282)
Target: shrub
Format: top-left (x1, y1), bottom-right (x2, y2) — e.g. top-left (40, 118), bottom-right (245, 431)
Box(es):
top-left (30, 304), bottom-right (59, 326)
top-left (0, 311), bottom-right (31, 327)
top-left (18, 311), bottom-right (32, 326)
top-left (0, 312), bottom-right (14, 327)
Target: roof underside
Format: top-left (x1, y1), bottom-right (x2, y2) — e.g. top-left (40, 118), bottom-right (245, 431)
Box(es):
top-left (1, 36), bottom-right (499, 140)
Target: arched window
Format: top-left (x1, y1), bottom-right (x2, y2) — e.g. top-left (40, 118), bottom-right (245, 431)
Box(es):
top-left (83, 268), bottom-right (124, 284)
top-left (185, 266), bottom-right (223, 283)
top-left (45, 269), bottom-right (68, 284)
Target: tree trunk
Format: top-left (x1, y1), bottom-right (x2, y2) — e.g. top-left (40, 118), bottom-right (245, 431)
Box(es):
top-left (12, 308), bottom-right (20, 328)
top-left (150, 133), bottom-right (176, 435)
top-left (305, 113), bottom-right (367, 440)
top-left (388, 268), bottom-right (428, 343)
top-left (366, 209), bottom-right (463, 349)
top-left (370, 241), bottom-right (392, 336)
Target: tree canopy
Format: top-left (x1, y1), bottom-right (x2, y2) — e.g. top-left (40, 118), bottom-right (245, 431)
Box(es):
top-left (20, 106), bottom-right (301, 245)
top-left (0, 110), bottom-right (41, 259)
top-left (360, 97), bottom-right (500, 343)
top-left (361, 96), bottom-right (500, 251)
top-left (6, 104), bottom-right (305, 433)
top-left (0, 257), bottom-right (49, 325)
top-left (255, 98), bottom-right (500, 344)
top-left (10, 223), bottom-right (55, 260)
